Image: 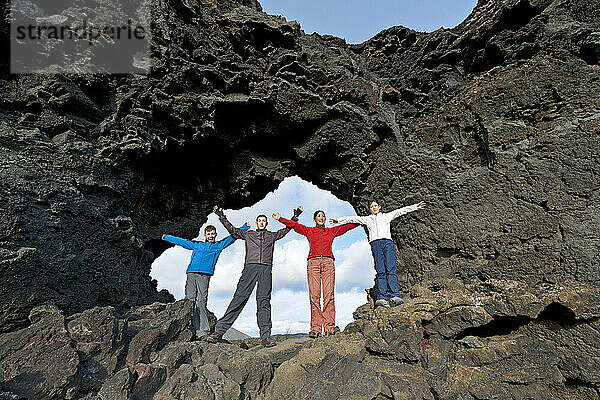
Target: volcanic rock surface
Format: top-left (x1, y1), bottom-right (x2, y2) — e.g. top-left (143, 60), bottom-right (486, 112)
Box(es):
top-left (1, 282), bottom-right (600, 399)
top-left (0, 0), bottom-right (599, 398)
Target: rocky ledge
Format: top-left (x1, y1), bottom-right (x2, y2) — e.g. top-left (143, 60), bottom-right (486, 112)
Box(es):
top-left (1, 278), bottom-right (599, 399)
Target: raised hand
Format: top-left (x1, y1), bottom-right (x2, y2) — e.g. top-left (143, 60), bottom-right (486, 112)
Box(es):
top-left (272, 212), bottom-right (281, 220)
top-left (293, 205), bottom-right (303, 218)
top-left (214, 205), bottom-right (225, 218)
top-left (329, 218), bottom-right (338, 225)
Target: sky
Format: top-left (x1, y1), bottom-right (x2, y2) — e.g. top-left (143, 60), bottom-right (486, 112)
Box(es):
top-left (259, 0), bottom-right (478, 44)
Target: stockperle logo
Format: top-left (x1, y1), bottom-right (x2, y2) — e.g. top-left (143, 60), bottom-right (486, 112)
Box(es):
top-left (10, 0), bottom-right (151, 74)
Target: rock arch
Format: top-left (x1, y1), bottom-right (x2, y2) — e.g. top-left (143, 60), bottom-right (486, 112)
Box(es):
top-left (0, 0), bottom-right (598, 335)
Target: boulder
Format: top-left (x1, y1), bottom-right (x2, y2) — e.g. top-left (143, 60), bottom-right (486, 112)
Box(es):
top-left (202, 343), bottom-right (273, 393)
top-left (0, 305), bottom-right (80, 400)
top-left (96, 368), bottom-right (134, 400)
top-left (66, 306), bottom-right (127, 392)
top-left (131, 363), bottom-right (168, 400)
top-left (152, 364), bottom-right (218, 400)
top-left (125, 300), bottom-right (193, 364)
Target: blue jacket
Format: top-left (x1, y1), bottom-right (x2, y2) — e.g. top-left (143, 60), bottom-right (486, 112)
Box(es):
top-left (162, 224), bottom-right (249, 275)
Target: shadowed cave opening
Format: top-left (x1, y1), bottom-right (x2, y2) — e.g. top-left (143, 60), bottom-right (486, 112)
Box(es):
top-left (453, 303), bottom-right (579, 340)
top-left (537, 302), bottom-right (577, 325)
top-left (150, 176), bottom-right (373, 337)
top-left (455, 315), bottom-right (532, 340)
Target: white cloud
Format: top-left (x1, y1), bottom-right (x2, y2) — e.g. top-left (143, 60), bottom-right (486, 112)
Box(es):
top-left (151, 176), bottom-right (375, 337)
top-left (335, 240), bottom-right (375, 291)
top-left (150, 247), bottom-right (190, 299)
top-left (272, 239), bottom-right (310, 291)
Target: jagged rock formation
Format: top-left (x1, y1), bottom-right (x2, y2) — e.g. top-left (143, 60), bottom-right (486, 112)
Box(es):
top-left (1, 0), bottom-right (599, 329)
top-left (0, 0), bottom-right (599, 397)
top-left (1, 282), bottom-right (599, 399)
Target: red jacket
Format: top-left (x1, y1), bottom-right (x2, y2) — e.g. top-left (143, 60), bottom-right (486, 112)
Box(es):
top-left (279, 217), bottom-right (358, 260)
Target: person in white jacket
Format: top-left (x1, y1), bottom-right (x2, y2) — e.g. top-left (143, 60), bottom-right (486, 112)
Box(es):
top-left (330, 200), bottom-right (426, 308)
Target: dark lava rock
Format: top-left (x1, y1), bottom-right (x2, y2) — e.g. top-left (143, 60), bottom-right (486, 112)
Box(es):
top-left (152, 363), bottom-right (221, 400)
top-left (0, 0), bottom-right (599, 398)
top-left (0, 280), bottom-right (597, 399)
top-left (0, 0), bottom-right (599, 334)
top-left (1, 0), bottom-right (598, 334)
top-left (96, 367), bottom-right (134, 400)
top-left (124, 299), bottom-right (193, 364)
top-left (130, 363), bottom-right (168, 400)
top-left (66, 306), bottom-right (127, 392)
top-left (201, 342), bottom-right (273, 394)
top-left (0, 305), bottom-right (80, 400)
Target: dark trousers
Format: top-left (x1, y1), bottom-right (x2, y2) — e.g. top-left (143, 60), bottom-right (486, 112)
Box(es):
top-left (370, 239), bottom-right (401, 300)
top-left (214, 263), bottom-right (273, 339)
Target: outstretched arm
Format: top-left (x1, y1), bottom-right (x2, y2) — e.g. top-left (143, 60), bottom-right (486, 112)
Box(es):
top-left (217, 223), bottom-right (250, 250)
top-left (273, 206), bottom-right (308, 236)
top-left (331, 223), bottom-right (359, 237)
top-left (273, 225), bottom-right (292, 240)
top-left (388, 201), bottom-right (426, 220)
top-left (276, 216), bottom-right (309, 236)
top-left (329, 215), bottom-right (369, 225)
top-left (272, 206), bottom-right (303, 240)
top-left (162, 234), bottom-right (195, 250)
top-left (214, 205), bottom-right (248, 239)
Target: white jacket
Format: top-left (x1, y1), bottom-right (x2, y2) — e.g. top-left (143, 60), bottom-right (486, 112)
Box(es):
top-left (336, 204), bottom-right (420, 243)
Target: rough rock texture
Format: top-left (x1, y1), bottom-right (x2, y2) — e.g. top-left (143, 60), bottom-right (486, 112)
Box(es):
top-left (0, 300), bottom-right (193, 399)
top-left (0, 305), bottom-right (80, 399)
top-left (0, 0), bottom-right (599, 398)
top-left (2, 284), bottom-right (599, 399)
top-left (1, 0), bottom-right (598, 332)
top-left (66, 306), bottom-right (127, 393)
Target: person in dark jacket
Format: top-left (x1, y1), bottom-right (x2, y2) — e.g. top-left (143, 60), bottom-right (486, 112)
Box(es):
top-left (274, 207), bottom-right (357, 338)
top-left (206, 205), bottom-right (302, 347)
top-left (162, 221), bottom-right (249, 340)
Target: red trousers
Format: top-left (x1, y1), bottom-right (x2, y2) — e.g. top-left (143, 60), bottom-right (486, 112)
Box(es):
top-left (307, 257), bottom-right (335, 334)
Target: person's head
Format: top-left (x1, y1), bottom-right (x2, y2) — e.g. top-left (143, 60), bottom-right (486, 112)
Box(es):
top-left (256, 214), bottom-right (268, 230)
top-left (204, 225), bottom-right (217, 242)
top-left (313, 210), bottom-right (326, 226)
top-left (369, 200), bottom-right (381, 215)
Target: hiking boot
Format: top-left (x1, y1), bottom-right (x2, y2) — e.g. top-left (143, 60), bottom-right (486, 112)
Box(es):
top-left (324, 326), bottom-right (341, 337)
top-left (261, 337), bottom-right (277, 348)
top-left (375, 299), bottom-right (390, 308)
top-left (205, 332), bottom-right (223, 343)
top-left (308, 331), bottom-right (321, 339)
top-left (390, 296), bottom-right (404, 307)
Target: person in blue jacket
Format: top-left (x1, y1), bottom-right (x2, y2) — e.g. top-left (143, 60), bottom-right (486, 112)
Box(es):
top-left (162, 213), bottom-right (249, 340)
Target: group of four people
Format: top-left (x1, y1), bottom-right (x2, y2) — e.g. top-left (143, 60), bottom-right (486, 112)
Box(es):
top-left (162, 200), bottom-right (425, 347)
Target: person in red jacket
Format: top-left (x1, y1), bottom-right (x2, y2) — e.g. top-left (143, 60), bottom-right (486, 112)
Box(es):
top-left (273, 207), bottom-right (357, 338)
